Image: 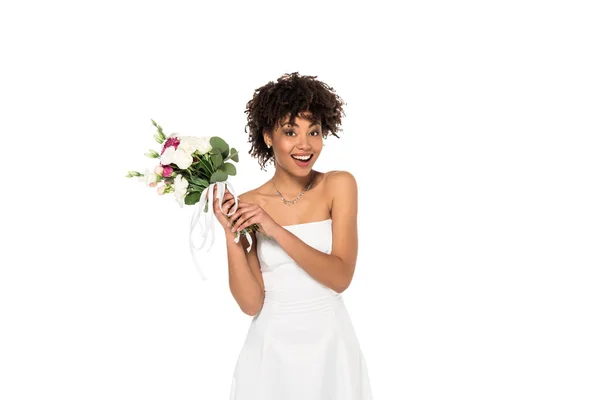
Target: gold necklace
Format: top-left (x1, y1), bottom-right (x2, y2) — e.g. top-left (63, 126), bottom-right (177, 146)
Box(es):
top-left (272, 170), bottom-right (314, 206)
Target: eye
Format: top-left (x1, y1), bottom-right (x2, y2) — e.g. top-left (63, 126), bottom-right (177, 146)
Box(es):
top-left (285, 130), bottom-right (321, 136)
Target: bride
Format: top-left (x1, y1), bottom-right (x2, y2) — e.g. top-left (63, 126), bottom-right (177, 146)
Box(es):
top-left (213, 72), bottom-right (372, 400)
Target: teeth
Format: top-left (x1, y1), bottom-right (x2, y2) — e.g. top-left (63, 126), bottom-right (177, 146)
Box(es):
top-left (292, 154), bottom-right (312, 161)
top-left (292, 155), bottom-right (311, 161)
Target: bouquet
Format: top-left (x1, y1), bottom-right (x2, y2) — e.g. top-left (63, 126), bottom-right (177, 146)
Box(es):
top-left (126, 119), bottom-right (269, 280)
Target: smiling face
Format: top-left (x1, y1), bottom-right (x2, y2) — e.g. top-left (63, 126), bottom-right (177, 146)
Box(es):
top-left (264, 111), bottom-right (324, 173)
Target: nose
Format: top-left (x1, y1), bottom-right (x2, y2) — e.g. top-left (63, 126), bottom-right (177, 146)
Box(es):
top-left (297, 134), bottom-right (311, 149)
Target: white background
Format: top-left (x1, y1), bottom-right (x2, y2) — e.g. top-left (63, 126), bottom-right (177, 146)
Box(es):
top-left (1, 0), bottom-right (599, 399)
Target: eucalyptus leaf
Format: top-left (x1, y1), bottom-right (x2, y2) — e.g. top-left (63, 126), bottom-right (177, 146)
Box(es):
top-left (189, 175), bottom-right (209, 187)
top-left (230, 147), bottom-right (239, 162)
top-left (210, 152), bottom-right (223, 168)
top-left (220, 162), bottom-right (237, 175)
top-left (220, 148), bottom-right (229, 160)
top-left (188, 183), bottom-right (207, 193)
top-left (184, 191), bottom-right (201, 205)
top-left (197, 157), bottom-right (213, 174)
top-left (210, 136), bottom-right (229, 153)
top-left (210, 170), bottom-right (228, 183)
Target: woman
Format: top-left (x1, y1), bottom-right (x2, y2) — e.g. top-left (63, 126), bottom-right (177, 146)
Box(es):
top-left (213, 72), bottom-right (373, 400)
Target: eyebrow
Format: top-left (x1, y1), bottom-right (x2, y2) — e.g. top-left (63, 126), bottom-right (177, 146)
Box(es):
top-left (282, 121), bottom-right (321, 128)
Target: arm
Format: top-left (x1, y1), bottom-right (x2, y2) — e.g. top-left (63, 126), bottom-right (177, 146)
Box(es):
top-left (226, 193), bottom-right (265, 316)
top-left (270, 171), bottom-right (359, 293)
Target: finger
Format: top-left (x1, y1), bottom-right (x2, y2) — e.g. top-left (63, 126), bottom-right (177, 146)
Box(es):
top-left (218, 199), bottom-right (228, 213)
top-left (234, 205), bottom-right (261, 227)
top-left (212, 190), bottom-right (232, 204)
top-left (231, 203), bottom-right (258, 224)
top-left (228, 202), bottom-right (254, 220)
top-left (231, 210), bottom-right (259, 232)
top-left (213, 187), bottom-right (234, 202)
top-left (221, 197), bottom-right (238, 213)
top-left (213, 195), bottom-right (228, 213)
top-left (222, 199), bottom-right (237, 214)
top-left (232, 201), bottom-right (254, 209)
top-left (235, 215), bottom-right (260, 233)
top-left (212, 185), bottom-right (231, 200)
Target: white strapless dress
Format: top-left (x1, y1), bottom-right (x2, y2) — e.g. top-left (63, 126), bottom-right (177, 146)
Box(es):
top-left (229, 218), bottom-right (373, 400)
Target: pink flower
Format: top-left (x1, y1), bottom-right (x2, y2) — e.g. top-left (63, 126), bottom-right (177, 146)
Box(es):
top-left (157, 185), bottom-right (166, 195)
top-left (154, 165), bottom-right (164, 175)
top-left (161, 165), bottom-right (173, 177)
top-left (149, 182), bottom-right (158, 188)
top-left (161, 136), bottom-right (180, 155)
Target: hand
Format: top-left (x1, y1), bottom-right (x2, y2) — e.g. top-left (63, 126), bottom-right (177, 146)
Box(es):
top-left (227, 201), bottom-right (280, 238)
top-left (212, 184), bottom-right (238, 230)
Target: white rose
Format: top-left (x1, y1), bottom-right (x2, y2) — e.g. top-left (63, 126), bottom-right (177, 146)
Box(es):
top-left (178, 136), bottom-right (213, 155)
top-left (177, 136), bottom-right (198, 154)
top-left (160, 146), bottom-right (193, 169)
top-left (174, 149), bottom-right (194, 169)
top-left (195, 136), bottom-right (213, 155)
top-left (173, 174), bottom-right (189, 207)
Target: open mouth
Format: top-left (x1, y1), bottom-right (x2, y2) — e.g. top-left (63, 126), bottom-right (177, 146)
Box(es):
top-left (291, 154), bottom-right (313, 167)
top-left (291, 154), bottom-right (313, 162)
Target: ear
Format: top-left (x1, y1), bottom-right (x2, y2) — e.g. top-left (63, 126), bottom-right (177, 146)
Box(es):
top-left (262, 128), bottom-right (272, 147)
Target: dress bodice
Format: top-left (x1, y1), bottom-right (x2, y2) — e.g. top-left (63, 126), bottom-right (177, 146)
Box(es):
top-left (257, 218), bottom-right (333, 271)
top-left (256, 218), bottom-right (336, 301)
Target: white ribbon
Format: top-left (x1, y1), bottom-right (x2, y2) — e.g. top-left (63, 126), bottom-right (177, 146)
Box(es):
top-left (188, 181), bottom-right (253, 280)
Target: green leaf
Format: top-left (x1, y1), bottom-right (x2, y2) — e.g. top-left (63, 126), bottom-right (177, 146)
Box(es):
top-left (144, 149), bottom-right (160, 158)
top-left (210, 170), bottom-right (228, 183)
top-left (210, 152), bottom-right (223, 169)
top-left (209, 136), bottom-right (229, 153)
top-left (220, 148), bottom-right (229, 160)
top-left (189, 175), bottom-right (209, 187)
top-left (184, 191), bottom-right (201, 205)
top-left (187, 183), bottom-right (206, 193)
top-left (220, 162), bottom-right (237, 175)
top-left (229, 147), bottom-right (239, 162)
top-left (196, 156), bottom-right (213, 174)
top-left (151, 119), bottom-right (166, 141)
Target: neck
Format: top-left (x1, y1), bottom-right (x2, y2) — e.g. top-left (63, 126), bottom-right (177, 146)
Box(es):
top-left (272, 169), bottom-right (314, 196)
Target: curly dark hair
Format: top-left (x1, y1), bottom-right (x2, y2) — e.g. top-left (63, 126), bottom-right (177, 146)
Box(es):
top-left (244, 72), bottom-right (346, 171)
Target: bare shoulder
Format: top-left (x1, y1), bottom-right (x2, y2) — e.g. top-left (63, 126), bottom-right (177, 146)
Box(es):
top-left (324, 170), bottom-right (358, 194)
